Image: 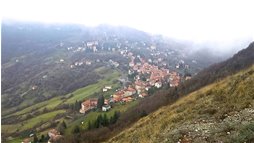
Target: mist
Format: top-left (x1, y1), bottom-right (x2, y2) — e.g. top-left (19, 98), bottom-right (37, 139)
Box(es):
top-left (188, 38), bottom-right (253, 58)
top-left (2, 0), bottom-right (254, 60)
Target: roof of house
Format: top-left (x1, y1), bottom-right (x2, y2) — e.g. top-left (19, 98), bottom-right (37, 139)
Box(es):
top-left (82, 98), bottom-right (98, 106)
top-left (135, 80), bottom-right (146, 86)
top-left (126, 87), bottom-right (136, 92)
top-left (142, 93), bottom-right (148, 96)
top-left (102, 105), bottom-right (111, 108)
top-left (115, 91), bottom-right (124, 96)
top-left (48, 129), bottom-right (60, 136)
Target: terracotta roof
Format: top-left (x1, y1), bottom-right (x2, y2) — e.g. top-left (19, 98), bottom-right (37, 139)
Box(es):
top-left (141, 93), bottom-right (148, 97)
top-left (115, 91), bottom-right (124, 95)
top-left (127, 87), bottom-right (136, 92)
top-left (23, 138), bottom-right (31, 143)
top-left (49, 129), bottom-right (60, 135)
top-left (82, 98), bottom-right (98, 107)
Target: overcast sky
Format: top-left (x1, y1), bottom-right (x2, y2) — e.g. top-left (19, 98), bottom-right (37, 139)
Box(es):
top-left (2, 0), bottom-right (254, 47)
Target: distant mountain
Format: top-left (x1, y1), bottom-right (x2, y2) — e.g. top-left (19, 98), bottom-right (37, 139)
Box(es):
top-left (1, 22), bottom-right (147, 63)
top-left (179, 42), bottom-right (254, 95)
top-left (108, 58), bottom-right (254, 143)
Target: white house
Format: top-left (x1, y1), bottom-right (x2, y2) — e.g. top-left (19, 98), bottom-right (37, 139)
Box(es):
top-left (155, 82), bottom-right (162, 88)
top-left (102, 88), bottom-right (108, 92)
top-left (105, 86), bottom-right (112, 89)
top-left (102, 105), bottom-right (111, 112)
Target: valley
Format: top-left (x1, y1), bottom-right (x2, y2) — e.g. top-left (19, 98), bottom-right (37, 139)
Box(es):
top-left (2, 22), bottom-right (253, 143)
top-left (1, 22), bottom-right (203, 142)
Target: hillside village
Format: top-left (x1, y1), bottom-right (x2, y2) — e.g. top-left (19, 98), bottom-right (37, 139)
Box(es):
top-left (77, 41), bottom-right (182, 115)
top-left (39, 40), bottom-right (184, 142)
top-left (2, 26), bottom-right (197, 143)
top-left (2, 5), bottom-right (253, 142)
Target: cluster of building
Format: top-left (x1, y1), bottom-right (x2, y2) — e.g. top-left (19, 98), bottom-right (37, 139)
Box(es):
top-left (69, 59), bottom-right (92, 68)
top-left (86, 41), bottom-right (98, 52)
top-left (22, 129), bottom-right (63, 143)
top-left (79, 51), bottom-right (181, 114)
top-left (112, 86), bottom-right (138, 102)
top-left (79, 98), bottom-right (111, 114)
top-left (109, 59), bottom-right (119, 68)
top-left (128, 53), bottom-right (181, 89)
top-left (66, 41), bottom-right (99, 53)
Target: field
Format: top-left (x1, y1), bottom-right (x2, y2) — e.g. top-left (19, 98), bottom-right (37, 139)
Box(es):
top-left (3, 110), bottom-right (66, 134)
top-left (3, 66), bottom-right (123, 143)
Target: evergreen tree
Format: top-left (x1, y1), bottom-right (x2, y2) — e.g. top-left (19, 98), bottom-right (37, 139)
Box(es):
top-left (57, 125), bottom-right (64, 135)
top-left (97, 95), bottom-right (105, 110)
top-left (98, 114), bottom-right (103, 127)
top-left (45, 134), bottom-right (50, 141)
top-left (94, 114), bottom-right (103, 128)
top-left (75, 100), bottom-right (79, 111)
top-left (148, 87), bottom-right (156, 95)
top-left (109, 116), bottom-right (114, 124)
top-left (62, 120), bottom-right (67, 129)
top-left (39, 134), bottom-right (45, 142)
top-left (73, 125), bottom-right (80, 134)
top-left (111, 111), bottom-right (120, 124)
top-left (102, 114), bottom-right (109, 126)
top-left (140, 110), bottom-right (147, 117)
top-left (70, 103), bottom-right (75, 111)
top-left (33, 134), bottom-right (38, 143)
top-left (94, 119), bottom-right (98, 128)
top-left (57, 121), bottom-right (67, 135)
top-left (88, 120), bottom-right (92, 130)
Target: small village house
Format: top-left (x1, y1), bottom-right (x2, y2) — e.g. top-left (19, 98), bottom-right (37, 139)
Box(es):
top-left (122, 97), bottom-right (134, 102)
top-left (48, 129), bottom-right (62, 143)
top-left (102, 88), bottom-right (108, 92)
top-left (80, 98), bottom-right (98, 113)
top-left (139, 93), bottom-right (148, 98)
top-left (102, 105), bottom-right (111, 112)
top-left (124, 87), bottom-right (136, 97)
top-left (22, 138), bottom-right (31, 143)
top-left (155, 82), bottom-right (162, 88)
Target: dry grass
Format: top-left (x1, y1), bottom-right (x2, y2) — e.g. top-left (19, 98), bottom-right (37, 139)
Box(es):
top-left (108, 65), bottom-right (254, 143)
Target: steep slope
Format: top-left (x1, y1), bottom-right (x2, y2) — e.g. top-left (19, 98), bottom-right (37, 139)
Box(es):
top-left (69, 42), bottom-right (254, 143)
top-left (108, 65), bottom-right (254, 143)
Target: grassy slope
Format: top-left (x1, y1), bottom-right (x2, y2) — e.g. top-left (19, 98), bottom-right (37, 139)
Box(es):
top-left (2, 110), bottom-right (65, 134)
top-left (1, 49), bottom-right (69, 117)
top-left (64, 69), bottom-right (120, 103)
top-left (4, 67), bottom-right (120, 118)
top-left (108, 65), bottom-right (254, 143)
top-left (65, 101), bottom-right (139, 135)
top-left (2, 67), bottom-right (121, 141)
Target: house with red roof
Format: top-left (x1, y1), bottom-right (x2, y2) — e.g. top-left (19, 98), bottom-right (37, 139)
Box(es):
top-left (48, 129), bottom-right (62, 143)
top-left (80, 98), bottom-right (98, 113)
top-left (113, 91), bottom-right (124, 102)
top-left (139, 93), bottom-right (148, 98)
top-left (122, 97), bottom-right (134, 102)
top-left (124, 87), bottom-right (136, 97)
